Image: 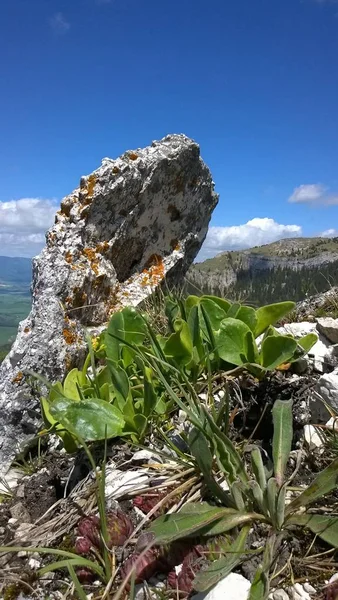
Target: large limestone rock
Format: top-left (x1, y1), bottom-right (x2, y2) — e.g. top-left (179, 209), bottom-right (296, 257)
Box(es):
top-left (0, 134), bottom-right (218, 476)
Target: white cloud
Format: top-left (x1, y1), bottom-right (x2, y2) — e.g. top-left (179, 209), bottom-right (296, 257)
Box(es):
top-left (0, 198), bottom-right (57, 257)
top-left (320, 228), bottom-right (338, 237)
top-left (50, 12), bottom-right (70, 35)
top-left (288, 183), bottom-right (338, 206)
top-left (197, 218), bottom-right (302, 261)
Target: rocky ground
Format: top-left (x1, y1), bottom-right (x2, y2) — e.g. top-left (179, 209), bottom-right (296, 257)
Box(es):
top-left (2, 310), bottom-right (338, 600)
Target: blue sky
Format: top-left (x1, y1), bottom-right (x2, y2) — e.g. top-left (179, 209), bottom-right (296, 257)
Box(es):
top-left (0, 0), bottom-right (338, 258)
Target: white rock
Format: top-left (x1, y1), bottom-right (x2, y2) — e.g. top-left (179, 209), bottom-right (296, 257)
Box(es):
top-left (276, 322), bottom-right (335, 374)
top-left (28, 557), bottom-right (41, 570)
top-left (302, 583), bottom-right (316, 593)
top-left (105, 467), bottom-right (149, 504)
top-left (303, 424), bottom-right (325, 450)
top-left (132, 450), bottom-right (162, 463)
top-left (316, 367), bottom-right (338, 421)
top-left (329, 572), bottom-right (338, 584)
top-left (288, 583), bottom-right (312, 600)
top-left (271, 590), bottom-right (290, 600)
top-left (326, 417), bottom-right (338, 431)
top-left (0, 468), bottom-right (23, 494)
top-left (316, 317), bottom-right (338, 344)
top-left (192, 573), bottom-right (251, 600)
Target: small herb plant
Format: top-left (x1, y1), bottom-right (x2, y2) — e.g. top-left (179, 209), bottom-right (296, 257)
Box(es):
top-left (149, 398), bottom-right (338, 598)
top-left (39, 295), bottom-right (317, 451)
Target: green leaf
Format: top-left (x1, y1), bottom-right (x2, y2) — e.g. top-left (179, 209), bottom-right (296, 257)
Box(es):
top-left (63, 369), bottom-right (84, 400)
top-left (285, 456), bottom-right (338, 516)
top-left (188, 428), bottom-right (231, 505)
top-left (199, 298), bottom-right (228, 334)
top-left (163, 318), bottom-right (193, 365)
top-left (255, 302), bottom-right (296, 337)
top-left (297, 333), bottom-right (318, 355)
top-left (106, 360), bottom-right (130, 404)
top-left (194, 526), bottom-right (250, 592)
top-left (236, 306), bottom-right (258, 332)
top-left (260, 336), bottom-right (297, 370)
top-left (201, 296), bottom-right (231, 314)
top-left (105, 307), bottom-right (146, 362)
top-left (203, 409), bottom-right (249, 486)
top-left (248, 535), bottom-right (276, 600)
top-left (40, 397), bottom-right (78, 453)
top-left (187, 304), bottom-right (204, 361)
top-left (149, 504), bottom-right (257, 543)
top-left (287, 513), bottom-right (338, 548)
top-left (272, 399), bottom-right (293, 486)
top-left (105, 310), bottom-right (124, 362)
top-left (216, 318), bottom-right (253, 365)
top-left (143, 365), bottom-right (157, 417)
top-left (50, 397), bottom-right (124, 442)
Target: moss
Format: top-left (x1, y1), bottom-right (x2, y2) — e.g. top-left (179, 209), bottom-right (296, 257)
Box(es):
top-left (3, 584), bottom-right (22, 600)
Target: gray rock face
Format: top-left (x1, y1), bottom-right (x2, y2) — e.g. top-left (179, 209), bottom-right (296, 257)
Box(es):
top-left (0, 134), bottom-right (218, 476)
top-left (316, 317), bottom-right (338, 344)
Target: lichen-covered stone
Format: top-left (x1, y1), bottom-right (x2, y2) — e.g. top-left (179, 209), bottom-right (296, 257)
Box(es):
top-left (0, 134), bottom-right (218, 477)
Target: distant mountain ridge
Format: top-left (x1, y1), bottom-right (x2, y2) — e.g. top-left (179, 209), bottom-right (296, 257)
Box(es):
top-left (187, 237), bottom-right (338, 304)
top-left (0, 256), bottom-right (32, 292)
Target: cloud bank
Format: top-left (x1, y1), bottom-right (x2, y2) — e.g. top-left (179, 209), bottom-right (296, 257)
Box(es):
top-left (288, 184), bottom-right (338, 206)
top-left (0, 198), bottom-right (57, 257)
top-left (197, 217), bottom-right (302, 261)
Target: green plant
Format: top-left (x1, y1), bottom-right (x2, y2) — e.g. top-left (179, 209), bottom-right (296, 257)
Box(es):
top-left (38, 295), bottom-right (316, 451)
top-left (149, 398), bottom-right (338, 599)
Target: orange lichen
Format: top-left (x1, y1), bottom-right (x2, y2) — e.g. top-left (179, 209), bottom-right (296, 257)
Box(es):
top-left (63, 329), bottom-right (78, 345)
top-left (87, 174), bottom-right (97, 198)
top-left (24, 326), bottom-right (30, 334)
top-left (82, 247), bottom-right (100, 275)
top-left (112, 166), bottom-right (120, 174)
top-left (170, 238), bottom-right (181, 251)
top-left (129, 152), bottom-right (138, 161)
top-left (65, 250), bottom-right (73, 264)
top-left (140, 255), bottom-right (165, 287)
top-left (96, 241), bottom-right (110, 254)
top-left (12, 371), bottom-right (24, 384)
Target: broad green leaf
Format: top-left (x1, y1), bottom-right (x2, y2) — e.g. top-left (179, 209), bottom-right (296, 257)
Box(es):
top-left (297, 333), bottom-right (318, 355)
top-left (201, 296), bottom-right (231, 314)
top-left (63, 369), bottom-right (83, 400)
top-left (150, 505), bottom-right (256, 543)
top-left (236, 306), bottom-right (258, 332)
top-left (245, 330), bottom-right (260, 364)
top-left (260, 336), bottom-right (297, 370)
top-left (163, 318), bottom-right (193, 365)
top-left (185, 295), bottom-right (200, 315)
top-left (285, 456), bottom-right (338, 515)
top-left (105, 310), bottom-right (124, 362)
top-left (251, 447), bottom-right (267, 492)
top-left (49, 381), bottom-right (65, 402)
top-left (248, 566), bottom-right (269, 600)
top-left (133, 413), bottom-right (148, 439)
top-left (50, 397), bottom-right (124, 441)
top-left (40, 397), bottom-right (78, 453)
top-left (165, 296), bottom-right (180, 328)
top-left (287, 513), bottom-right (338, 548)
top-left (194, 526), bottom-right (250, 591)
top-left (272, 399), bottom-right (293, 486)
top-left (105, 307), bottom-right (147, 362)
top-left (216, 318), bottom-right (252, 365)
top-left (199, 298), bottom-right (228, 334)
top-left (226, 303), bottom-right (241, 318)
top-left (254, 302), bottom-right (296, 337)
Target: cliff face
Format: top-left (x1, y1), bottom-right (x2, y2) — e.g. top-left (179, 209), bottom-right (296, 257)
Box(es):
top-left (187, 238), bottom-right (338, 304)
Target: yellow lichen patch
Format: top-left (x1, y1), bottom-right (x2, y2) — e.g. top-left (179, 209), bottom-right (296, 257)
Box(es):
top-left (82, 247), bottom-right (100, 275)
top-left (87, 174), bottom-right (97, 198)
top-left (129, 152), bottom-right (138, 161)
top-left (65, 250), bottom-right (73, 264)
top-left (12, 371), bottom-right (24, 384)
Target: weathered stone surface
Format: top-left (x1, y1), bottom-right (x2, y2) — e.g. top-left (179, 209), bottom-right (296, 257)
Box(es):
top-left (316, 367), bottom-right (338, 420)
top-left (276, 322), bottom-right (337, 373)
top-left (0, 134), bottom-right (218, 477)
top-left (316, 317), bottom-right (338, 344)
